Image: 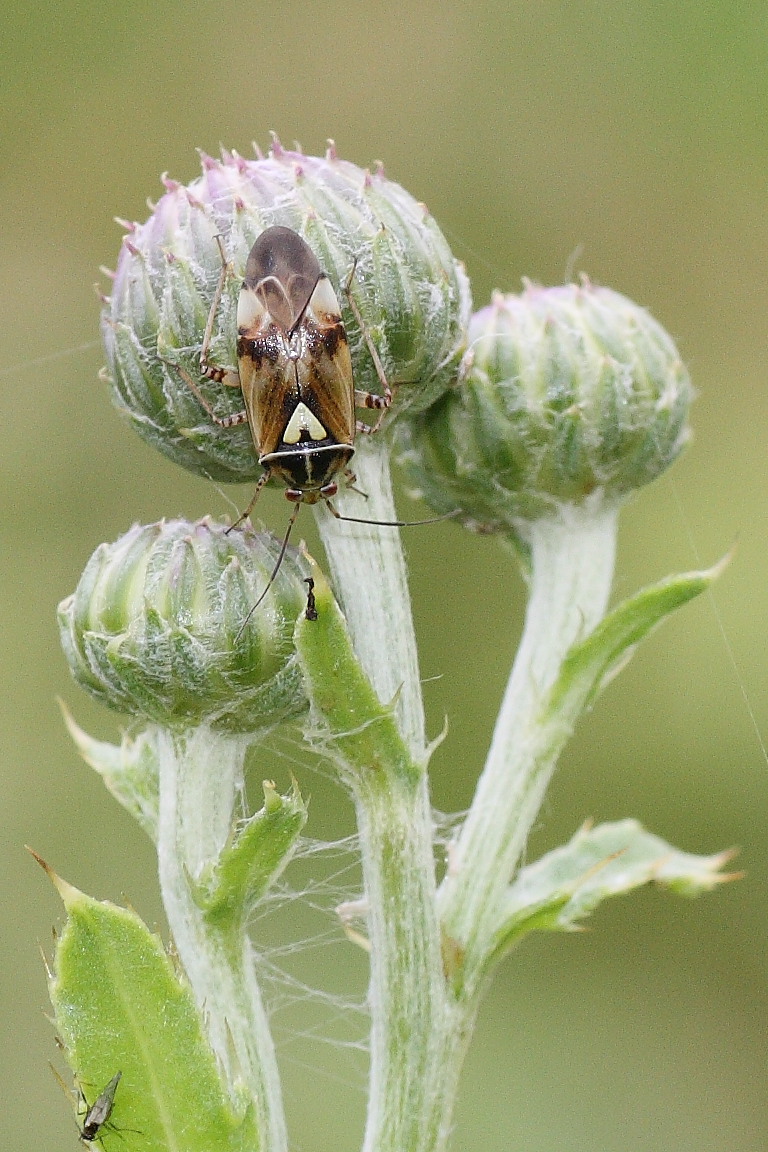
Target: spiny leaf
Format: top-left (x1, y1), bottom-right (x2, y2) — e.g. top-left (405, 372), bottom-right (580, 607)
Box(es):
top-left (32, 853), bottom-right (258, 1152)
top-left (60, 703), bottom-right (159, 840)
top-left (546, 558), bottom-right (728, 724)
top-left (200, 779), bottom-right (307, 930)
top-left (491, 819), bottom-right (738, 959)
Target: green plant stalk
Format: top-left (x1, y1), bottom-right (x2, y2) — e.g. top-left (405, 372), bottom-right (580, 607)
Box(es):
top-left (155, 724), bottom-right (286, 1152)
top-left (305, 482), bottom-right (504, 1152)
top-left (352, 769), bottom-right (450, 1152)
top-left (316, 435), bottom-right (427, 760)
top-left (308, 441), bottom-right (455, 1152)
top-left (438, 494), bottom-right (620, 994)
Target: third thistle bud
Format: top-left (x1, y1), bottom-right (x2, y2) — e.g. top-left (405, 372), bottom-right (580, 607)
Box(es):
top-left (58, 518), bottom-right (309, 733)
top-left (397, 280), bottom-right (693, 533)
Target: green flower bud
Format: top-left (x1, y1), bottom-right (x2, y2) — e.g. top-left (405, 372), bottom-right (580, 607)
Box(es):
top-left (58, 518), bottom-right (309, 732)
top-left (397, 280), bottom-right (692, 533)
top-left (101, 138), bottom-right (470, 483)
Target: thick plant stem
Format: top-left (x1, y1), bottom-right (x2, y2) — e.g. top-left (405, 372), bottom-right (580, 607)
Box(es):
top-left (350, 768), bottom-right (449, 1152)
top-left (308, 440), bottom-right (457, 1152)
top-left (316, 435), bottom-right (427, 760)
top-left (155, 725), bottom-right (286, 1152)
top-left (439, 496), bottom-right (620, 993)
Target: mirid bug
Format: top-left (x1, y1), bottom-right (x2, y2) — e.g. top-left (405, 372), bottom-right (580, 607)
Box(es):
top-left (171, 225), bottom-right (453, 622)
top-left (176, 225), bottom-right (391, 516)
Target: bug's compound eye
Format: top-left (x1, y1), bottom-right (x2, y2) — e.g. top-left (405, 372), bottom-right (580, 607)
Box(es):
top-left (285, 489), bottom-right (305, 503)
top-left (320, 482), bottom-right (339, 498)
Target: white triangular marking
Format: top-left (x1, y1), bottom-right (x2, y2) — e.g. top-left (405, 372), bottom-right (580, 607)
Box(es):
top-left (283, 401), bottom-right (328, 445)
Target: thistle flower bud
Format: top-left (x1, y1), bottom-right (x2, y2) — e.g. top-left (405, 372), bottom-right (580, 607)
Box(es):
top-left (397, 280), bottom-right (692, 533)
top-left (58, 518), bottom-right (308, 732)
top-left (101, 140), bottom-right (471, 482)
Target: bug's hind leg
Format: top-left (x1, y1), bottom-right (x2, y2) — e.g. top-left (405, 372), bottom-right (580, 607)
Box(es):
top-left (199, 235), bottom-right (241, 384)
top-left (343, 258), bottom-right (393, 432)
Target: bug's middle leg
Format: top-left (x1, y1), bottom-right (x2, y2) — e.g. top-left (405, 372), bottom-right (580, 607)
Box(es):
top-left (162, 238), bottom-right (247, 424)
top-left (162, 359), bottom-right (249, 429)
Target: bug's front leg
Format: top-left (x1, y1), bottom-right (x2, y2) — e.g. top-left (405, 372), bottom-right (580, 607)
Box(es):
top-left (227, 469), bottom-right (272, 533)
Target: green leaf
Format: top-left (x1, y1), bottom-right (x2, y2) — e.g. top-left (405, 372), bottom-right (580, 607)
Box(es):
top-left (293, 561), bottom-right (419, 788)
top-left (60, 704), bottom-right (159, 840)
top-left (546, 557), bottom-right (728, 723)
top-left (37, 856), bottom-right (259, 1152)
top-left (491, 819), bottom-right (737, 957)
top-left (199, 779), bottom-right (307, 930)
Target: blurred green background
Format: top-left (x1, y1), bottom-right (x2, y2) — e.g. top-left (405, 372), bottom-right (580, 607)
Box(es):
top-left (3, 2), bottom-right (766, 1149)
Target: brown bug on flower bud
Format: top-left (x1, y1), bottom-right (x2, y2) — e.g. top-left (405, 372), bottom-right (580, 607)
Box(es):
top-left (172, 225), bottom-right (453, 624)
top-left (177, 225), bottom-right (392, 518)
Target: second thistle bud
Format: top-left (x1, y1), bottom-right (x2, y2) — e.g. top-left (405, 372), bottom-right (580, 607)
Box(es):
top-left (58, 518), bottom-right (309, 733)
top-left (397, 280), bottom-right (693, 534)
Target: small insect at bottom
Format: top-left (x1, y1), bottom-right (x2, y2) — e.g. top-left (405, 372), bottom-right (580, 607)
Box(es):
top-left (78, 1071), bottom-right (122, 1145)
top-left (304, 577), bottom-right (318, 621)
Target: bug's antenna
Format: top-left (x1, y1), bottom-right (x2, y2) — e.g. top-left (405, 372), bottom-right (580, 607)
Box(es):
top-left (236, 505), bottom-right (459, 633)
top-left (235, 505), bottom-right (301, 642)
top-left (330, 508), bottom-right (461, 528)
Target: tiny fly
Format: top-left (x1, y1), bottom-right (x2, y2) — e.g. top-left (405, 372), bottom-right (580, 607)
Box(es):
top-left (49, 1067), bottom-right (124, 1147)
top-left (78, 1071), bottom-right (122, 1144)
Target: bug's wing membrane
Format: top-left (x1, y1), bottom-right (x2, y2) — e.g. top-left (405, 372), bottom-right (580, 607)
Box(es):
top-left (245, 226), bottom-right (322, 333)
top-left (255, 277), bottom-right (297, 333)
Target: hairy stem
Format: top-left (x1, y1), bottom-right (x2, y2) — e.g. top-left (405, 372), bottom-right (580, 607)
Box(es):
top-left (303, 441), bottom-right (456, 1152)
top-left (155, 725), bottom-right (286, 1152)
top-left (439, 495), bottom-right (620, 995)
top-left (350, 769), bottom-right (450, 1152)
top-left (316, 435), bottom-right (427, 761)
